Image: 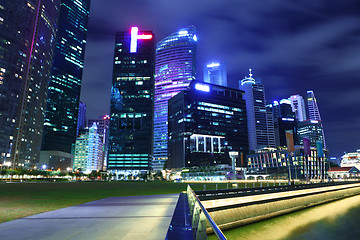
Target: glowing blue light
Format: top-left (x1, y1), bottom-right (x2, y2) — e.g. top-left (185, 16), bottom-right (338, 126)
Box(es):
top-left (310, 120), bottom-right (319, 124)
top-left (279, 99), bottom-right (291, 105)
top-left (195, 83), bottom-right (210, 92)
top-left (207, 63), bottom-right (220, 68)
top-left (178, 30), bottom-right (188, 36)
top-left (282, 118), bottom-right (295, 121)
top-left (273, 100), bottom-right (279, 106)
top-left (193, 35), bottom-right (197, 41)
top-left (42, 164), bottom-right (47, 170)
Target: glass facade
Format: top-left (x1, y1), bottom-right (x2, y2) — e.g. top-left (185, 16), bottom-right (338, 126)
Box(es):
top-left (239, 70), bottom-right (275, 151)
top-left (153, 26), bottom-right (197, 170)
top-left (297, 120), bottom-right (324, 147)
top-left (247, 147), bottom-right (328, 179)
top-left (42, 0), bottom-right (90, 154)
top-left (108, 28), bottom-right (155, 171)
top-left (204, 62), bottom-right (227, 87)
top-left (0, 0), bottom-right (61, 167)
top-left (168, 81), bottom-right (248, 168)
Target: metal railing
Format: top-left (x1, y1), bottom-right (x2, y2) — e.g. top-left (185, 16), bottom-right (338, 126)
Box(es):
top-left (195, 181), bottom-right (360, 201)
top-left (187, 185), bottom-right (227, 240)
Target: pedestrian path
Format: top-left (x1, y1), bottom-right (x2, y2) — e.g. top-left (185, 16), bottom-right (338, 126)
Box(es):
top-left (0, 194), bottom-right (179, 240)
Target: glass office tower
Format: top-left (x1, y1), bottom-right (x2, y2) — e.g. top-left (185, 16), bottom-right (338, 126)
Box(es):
top-left (239, 69), bottom-right (275, 151)
top-left (42, 0), bottom-right (90, 154)
top-left (108, 27), bottom-right (155, 172)
top-left (0, 0), bottom-right (61, 167)
top-left (168, 81), bottom-right (248, 168)
top-left (204, 62), bottom-right (227, 87)
top-left (153, 26), bottom-right (197, 170)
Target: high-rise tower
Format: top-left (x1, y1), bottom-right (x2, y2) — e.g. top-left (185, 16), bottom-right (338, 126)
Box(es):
top-left (108, 27), bottom-right (155, 172)
top-left (239, 69), bottom-right (275, 151)
top-left (0, 0), bottom-right (61, 167)
top-left (204, 62), bottom-right (227, 86)
top-left (290, 94), bottom-right (307, 122)
top-left (307, 90), bottom-right (322, 121)
top-left (153, 26), bottom-right (197, 170)
top-left (307, 90), bottom-right (326, 147)
top-left (42, 0), bottom-right (90, 154)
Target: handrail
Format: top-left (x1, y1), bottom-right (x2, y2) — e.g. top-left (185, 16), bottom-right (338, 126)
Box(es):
top-left (187, 185), bottom-right (227, 240)
top-left (195, 181), bottom-right (360, 201)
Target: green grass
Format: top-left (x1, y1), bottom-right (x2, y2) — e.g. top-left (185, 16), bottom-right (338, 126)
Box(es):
top-left (0, 180), bottom-right (289, 223)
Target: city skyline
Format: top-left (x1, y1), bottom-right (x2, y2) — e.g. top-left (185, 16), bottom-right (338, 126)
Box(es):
top-left (81, 0), bottom-right (360, 157)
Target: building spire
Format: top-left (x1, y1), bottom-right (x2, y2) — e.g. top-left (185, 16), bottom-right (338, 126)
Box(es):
top-left (249, 68), bottom-right (253, 78)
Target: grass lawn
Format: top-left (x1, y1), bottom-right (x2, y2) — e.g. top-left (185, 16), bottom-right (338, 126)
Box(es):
top-left (0, 180), bottom-right (285, 223)
top-left (0, 181), bottom-right (234, 223)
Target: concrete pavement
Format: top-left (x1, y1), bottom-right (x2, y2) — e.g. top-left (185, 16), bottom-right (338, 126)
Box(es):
top-left (0, 194), bottom-right (179, 240)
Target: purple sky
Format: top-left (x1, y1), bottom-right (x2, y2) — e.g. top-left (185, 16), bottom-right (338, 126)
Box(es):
top-left (80, 0), bottom-right (360, 157)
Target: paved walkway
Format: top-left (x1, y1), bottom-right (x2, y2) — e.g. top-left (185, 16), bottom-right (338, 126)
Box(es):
top-left (0, 194), bottom-right (179, 240)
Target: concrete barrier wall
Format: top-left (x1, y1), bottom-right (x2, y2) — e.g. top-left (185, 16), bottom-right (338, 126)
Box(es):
top-left (204, 184), bottom-right (360, 233)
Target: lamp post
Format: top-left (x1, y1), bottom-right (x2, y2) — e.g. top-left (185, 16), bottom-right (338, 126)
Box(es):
top-left (229, 151), bottom-right (239, 180)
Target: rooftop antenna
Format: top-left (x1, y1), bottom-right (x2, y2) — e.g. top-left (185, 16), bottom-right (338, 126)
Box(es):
top-left (249, 68), bottom-right (253, 78)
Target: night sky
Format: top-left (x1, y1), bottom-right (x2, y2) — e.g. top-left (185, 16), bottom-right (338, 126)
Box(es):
top-left (80, 0), bottom-right (360, 158)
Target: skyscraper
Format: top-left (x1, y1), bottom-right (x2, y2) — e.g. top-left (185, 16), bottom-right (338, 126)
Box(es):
top-left (76, 101), bottom-right (87, 136)
top-left (0, 0), bottom-right (61, 167)
top-left (307, 90), bottom-right (326, 147)
top-left (153, 26), bottom-right (197, 170)
top-left (239, 69), bottom-right (275, 151)
top-left (269, 99), bottom-right (297, 147)
top-left (290, 94), bottom-right (307, 122)
top-left (168, 81), bottom-right (248, 168)
top-left (307, 90), bottom-right (321, 121)
top-left (204, 62), bottom-right (227, 86)
top-left (108, 27), bottom-right (155, 172)
top-left (42, 0), bottom-right (90, 154)
top-left (73, 123), bottom-right (103, 173)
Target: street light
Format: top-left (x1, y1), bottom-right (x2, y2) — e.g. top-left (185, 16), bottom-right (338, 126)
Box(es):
top-left (229, 151), bottom-right (239, 180)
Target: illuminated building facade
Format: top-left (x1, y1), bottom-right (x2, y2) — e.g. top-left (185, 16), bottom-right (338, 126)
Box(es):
top-left (108, 27), bottom-right (154, 171)
top-left (42, 0), bottom-right (90, 154)
top-left (73, 123), bottom-right (103, 173)
top-left (268, 99), bottom-right (297, 147)
top-left (168, 81), bottom-right (248, 169)
top-left (290, 94), bottom-right (307, 122)
top-left (247, 146), bottom-right (328, 179)
top-left (239, 69), bottom-right (275, 151)
top-left (0, 0), bottom-right (61, 167)
top-left (341, 150), bottom-right (360, 170)
top-left (307, 90), bottom-right (326, 147)
top-left (153, 26), bottom-right (197, 170)
top-left (76, 101), bottom-right (87, 136)
top-left (297, 120), bottom-right (324, 147)
top-left (88, 115), bottom-right (110, 170)
top-left (204, 62), bottom-right (227, 86)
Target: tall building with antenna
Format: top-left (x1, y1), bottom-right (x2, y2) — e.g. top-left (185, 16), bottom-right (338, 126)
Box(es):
top-left (153, 26), bottom-right (197, 170)
top-left (239, 69), bottom-right (275, 151)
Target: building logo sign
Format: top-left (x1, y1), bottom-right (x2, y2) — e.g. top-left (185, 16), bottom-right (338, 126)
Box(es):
top-left (130, 27), bottom-right (152, 53)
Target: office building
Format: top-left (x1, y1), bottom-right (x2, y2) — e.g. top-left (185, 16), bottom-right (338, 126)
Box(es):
top-left (297, 120), bottom-right (324, 147)
top-left (153, 26), bottom-right (197, 170)
top-left (239, 69), bottom-right (275, 151)
top-left (73, 123), bottom-right (103, 173)
top-left (88, 115), bottom-right (110, 170)
top-left (269, 99), bottom-right (297, 147)
top-left (76, 101), bottom-right (87, 136)
top-left (204, 62), bottom-right (227, 86)
top-left (168, 81), bottom-right (248, 169)
top-left (0, 0), bottom-right (61, 168)
top-left (42, 0), bottom-right (90, 155)
top-left (108, 27), bottom-right (155, 172)
top-left (307, 90), bottom-right (326, 147)
top-left (290, 94), bottom-right (307, 122)
top-left (247, 146), bottom-right (327, 179)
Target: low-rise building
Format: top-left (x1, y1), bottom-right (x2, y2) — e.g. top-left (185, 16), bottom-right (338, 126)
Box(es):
top-left (328, 167), bottom-right (360, 179)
